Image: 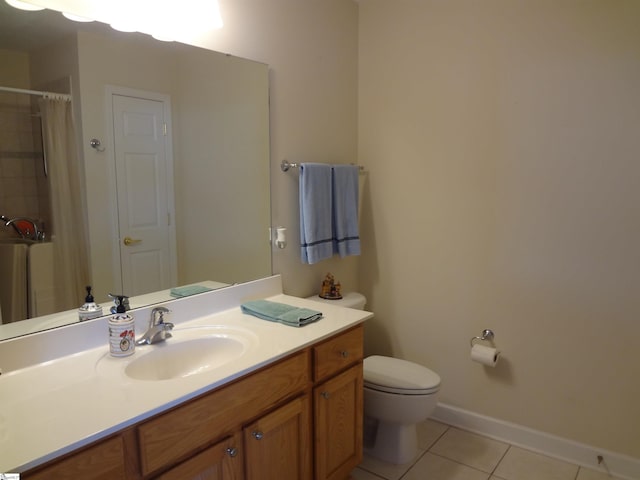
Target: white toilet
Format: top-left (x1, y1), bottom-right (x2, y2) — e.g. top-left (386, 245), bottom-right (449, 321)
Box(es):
top-left (306, 292), bottom-right (441, 465)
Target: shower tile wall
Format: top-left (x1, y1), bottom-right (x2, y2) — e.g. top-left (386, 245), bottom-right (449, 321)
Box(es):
top-left (0, 92), bottom-right (50, 240)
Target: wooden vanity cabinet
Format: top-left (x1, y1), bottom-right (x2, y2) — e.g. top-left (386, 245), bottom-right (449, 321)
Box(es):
top-left (243, 395), bottom-right (312, 479)
top-left (22, 434), bottom-right (132, 480)
top-left (312, 326), bottom-right (364, 480)
top-left (157, 395), bottom-right (312, 480)
top-left (138, 350), bottom-right (310, 477)
top-left (154, 433), bottom-right (244, 480)
top-left (22, 325), bottom-right (364, 480)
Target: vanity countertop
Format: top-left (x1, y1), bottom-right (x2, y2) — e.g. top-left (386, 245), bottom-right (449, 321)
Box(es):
top-left (0, 284), bottom-right (372, 473)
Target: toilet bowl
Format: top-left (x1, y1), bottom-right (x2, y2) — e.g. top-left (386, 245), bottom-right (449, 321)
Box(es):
top-left (363, 355), bottom-right (440, 464)
top-left (306, 291), bottom-right (442, 465)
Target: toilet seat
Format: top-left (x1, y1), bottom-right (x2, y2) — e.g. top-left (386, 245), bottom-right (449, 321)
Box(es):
top-left (364, 355), bottom-right (440, 395)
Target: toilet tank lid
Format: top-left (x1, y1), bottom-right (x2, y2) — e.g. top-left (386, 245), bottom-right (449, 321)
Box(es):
top-left (306, 292), bottom-right (366, 309)
top-left (364, 355), bottom-right (441, 391)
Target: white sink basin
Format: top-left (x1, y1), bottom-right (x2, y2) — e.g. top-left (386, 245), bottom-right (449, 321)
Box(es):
top-left (97, 326), bottom-right (258, 381)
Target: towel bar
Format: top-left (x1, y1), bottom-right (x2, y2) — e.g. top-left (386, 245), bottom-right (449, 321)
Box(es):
top-left (281, 159), bottom-right (364, 173)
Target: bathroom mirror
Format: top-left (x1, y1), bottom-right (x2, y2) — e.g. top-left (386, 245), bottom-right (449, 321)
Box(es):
top-left (0, 4), bottom-right (272, 340)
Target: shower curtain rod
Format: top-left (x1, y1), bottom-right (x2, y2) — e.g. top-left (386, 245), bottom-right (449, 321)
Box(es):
top-left (0, 85), bottom-right (71, 101)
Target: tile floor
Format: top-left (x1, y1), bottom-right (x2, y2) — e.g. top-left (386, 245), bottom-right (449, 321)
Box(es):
top-left (351, 420), bottom-right (622, 480)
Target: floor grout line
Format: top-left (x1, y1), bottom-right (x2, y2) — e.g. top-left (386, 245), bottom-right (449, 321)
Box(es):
top-left (491, 444), bottom-right (511, 477)
top-left (356, 419), bottom-right (623, 480)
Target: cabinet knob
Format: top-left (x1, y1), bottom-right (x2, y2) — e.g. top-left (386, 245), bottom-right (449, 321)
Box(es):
top-left (340, 350), bottom-right (349, 358)
top-left (321, 391), bottom-right (331, 399)
top-left (226, 447), bottom-right (238, 457)
top-left (252, 431), bottom-right (264, 440)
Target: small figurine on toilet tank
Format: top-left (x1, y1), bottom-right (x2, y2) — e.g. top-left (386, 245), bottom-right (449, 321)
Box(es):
top-left (320, 272), bottom-right (342, 300)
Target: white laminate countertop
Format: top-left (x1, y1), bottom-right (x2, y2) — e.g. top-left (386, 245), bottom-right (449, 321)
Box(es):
top-left (0, 278), bottom-right (373, 473)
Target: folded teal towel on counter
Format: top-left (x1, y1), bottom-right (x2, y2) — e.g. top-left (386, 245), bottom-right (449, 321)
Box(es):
top-left (240, 300), bottom-right (323, 327)
top-left (170, 285), bottom-right (213, 298)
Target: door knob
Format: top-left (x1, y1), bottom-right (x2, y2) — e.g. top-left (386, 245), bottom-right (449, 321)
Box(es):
top-left (226, 447), bottom-right (238, 457)
top-left (252, 431), bottom-right (264, 440)
top-left (123, 236), bottom-right (142, 246)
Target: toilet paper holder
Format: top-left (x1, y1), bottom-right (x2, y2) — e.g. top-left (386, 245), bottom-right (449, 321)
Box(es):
top-left (470, 329), bottom-right (495, 347)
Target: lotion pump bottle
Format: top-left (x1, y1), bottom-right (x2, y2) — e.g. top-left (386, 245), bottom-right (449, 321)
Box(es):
top-left (109, 295), bottom-right (135, 357)
top-left (78, 285), bottom-right (103, 321)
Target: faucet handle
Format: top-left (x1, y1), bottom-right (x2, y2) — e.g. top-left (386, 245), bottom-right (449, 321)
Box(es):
top-left (151, 306), bottom-right (171, 325)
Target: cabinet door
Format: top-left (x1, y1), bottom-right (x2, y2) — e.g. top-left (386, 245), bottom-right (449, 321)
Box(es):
top-left (155, 433), bottom-right (243, 480)
top-left (243, 395), bottom-right (312, 480)
top-left (314, 364), bottom-right (363, 480)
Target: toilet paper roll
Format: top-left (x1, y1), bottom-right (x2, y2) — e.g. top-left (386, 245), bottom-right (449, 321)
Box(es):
top-left (471, 344), bottom-right (500, 367)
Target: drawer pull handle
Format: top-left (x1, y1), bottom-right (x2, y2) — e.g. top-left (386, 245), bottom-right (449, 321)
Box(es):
top-left (340, 350), bottom-right (349, 358)
top-left (321, 391), bottom-right (331, 399)
top-left (226, 447), bottom-right (238, 457)
top-left (252, 431), bottom-right (264, 440)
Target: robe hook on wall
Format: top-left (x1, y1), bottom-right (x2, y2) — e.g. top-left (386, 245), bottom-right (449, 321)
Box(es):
top-left (90, 138), bottom-right (106, 152)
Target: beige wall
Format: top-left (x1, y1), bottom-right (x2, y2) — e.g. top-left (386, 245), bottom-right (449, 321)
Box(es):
top-left (195, 0), bottom-right (361, 298)
top-left (172, 51), bottom-right (271, 285)
top-left (358, 0), bottom-right (640, 458)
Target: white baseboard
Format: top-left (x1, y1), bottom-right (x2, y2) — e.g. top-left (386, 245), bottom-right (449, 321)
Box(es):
top-left (432, 403), bottom-right (640, 480)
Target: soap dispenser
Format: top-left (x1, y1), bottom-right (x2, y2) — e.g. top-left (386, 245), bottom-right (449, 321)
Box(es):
top-left (78, 285), bottom-right (103, 322)
top-left (109, 295), bottom-right (135, 357)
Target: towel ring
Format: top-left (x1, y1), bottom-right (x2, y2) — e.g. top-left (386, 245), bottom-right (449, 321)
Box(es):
top-left (470, 329), bottom-right (495, 347)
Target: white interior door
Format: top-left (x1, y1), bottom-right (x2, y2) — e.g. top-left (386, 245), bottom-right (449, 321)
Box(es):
top-left (111, 93), bottom-right (176, 296)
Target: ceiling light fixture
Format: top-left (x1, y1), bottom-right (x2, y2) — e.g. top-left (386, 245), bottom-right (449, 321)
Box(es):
top-left (5, 0), bottom-right (223, 41)
top-left (61, 12), bottom-right (93, 22)
top-left (5, 0), bottom-right (45, 11)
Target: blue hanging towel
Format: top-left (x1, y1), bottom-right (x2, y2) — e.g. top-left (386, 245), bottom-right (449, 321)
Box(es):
top-left (299, 163), bottom-right (334, 264)
top-left (332, 164), bottom-right (361, 257)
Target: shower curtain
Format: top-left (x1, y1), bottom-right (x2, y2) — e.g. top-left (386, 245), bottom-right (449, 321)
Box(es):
top-left (38, 96), bottom-right (90, 312)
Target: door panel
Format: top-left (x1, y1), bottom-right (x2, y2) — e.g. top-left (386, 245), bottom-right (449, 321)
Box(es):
top-left (112, 93), bottom-right (176, 296)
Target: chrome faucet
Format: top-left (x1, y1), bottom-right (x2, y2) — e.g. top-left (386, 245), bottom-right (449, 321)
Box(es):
top-left (136, 306), bottom-right (174, 345)
top-left (1, 215), bottom-right (44, 241)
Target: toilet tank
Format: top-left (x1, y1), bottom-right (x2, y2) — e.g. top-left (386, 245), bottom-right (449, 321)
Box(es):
top-left (306, 292), bottom-right (367, 310)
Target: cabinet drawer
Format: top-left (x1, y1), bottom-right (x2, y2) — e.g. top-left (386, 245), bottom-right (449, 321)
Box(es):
top-left (155, 434), bottom-right (243, 480)
top-left (313, 325), bottom-right (363, 382)
top-left (138, 350), bottom-right (309, 476)
top-left (23, 436), bottom-right (126, 480)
